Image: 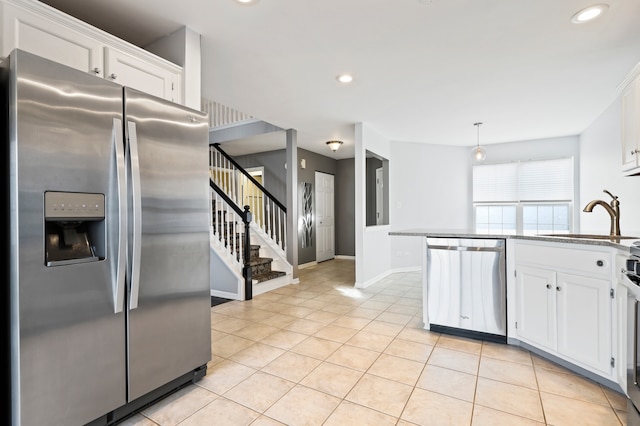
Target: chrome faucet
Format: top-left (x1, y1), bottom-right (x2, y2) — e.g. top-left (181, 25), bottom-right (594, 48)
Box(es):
top-left (583, 189), bottom-right (621, 237)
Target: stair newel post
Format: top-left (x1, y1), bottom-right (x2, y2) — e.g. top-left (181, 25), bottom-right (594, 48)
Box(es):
top-left (243, 205), bottom-right (253, 300)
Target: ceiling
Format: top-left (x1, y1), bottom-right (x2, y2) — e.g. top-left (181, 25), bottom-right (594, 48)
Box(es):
top-left (40, 0), bottom-right (640, 159)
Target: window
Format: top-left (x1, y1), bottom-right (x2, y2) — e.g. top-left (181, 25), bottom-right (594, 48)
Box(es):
top-left (473, 158), bottom-right (574, 235)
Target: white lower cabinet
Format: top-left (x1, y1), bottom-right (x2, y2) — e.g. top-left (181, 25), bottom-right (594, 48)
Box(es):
top-left (555, 272), bottom-right (611, 374)
top-left (514, 240), bottom-right (616, 381)
top-left (516, 265), bottom-right (556, 350)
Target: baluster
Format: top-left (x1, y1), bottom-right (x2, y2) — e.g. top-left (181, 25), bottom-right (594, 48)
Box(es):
top-left (215, 150), bottom-right (219, 186)
top-left (277, 207), bottom-right (281, 247)
top-left (229, 206), bottom-right (234, 256)
top-left (226, 204), bottom-right (232, 256)
top-left (232, 166), bottom-right (237, 204)
top-left (224, 157), bottom-right (229, 195)
top-left (271, 202), bottom-right (276, 240)
top-left (237, 213), bottom-right (243, 266)
top-left (253, 184), bottom-right (259, 228)
top-left (214, 193), bottom-right (220, 240)
top-left (265, 202), bottom-right (271, 238)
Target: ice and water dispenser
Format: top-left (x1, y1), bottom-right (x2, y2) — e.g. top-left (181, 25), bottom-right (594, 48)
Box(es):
top-left (44, 191), bottom-right (106, 266)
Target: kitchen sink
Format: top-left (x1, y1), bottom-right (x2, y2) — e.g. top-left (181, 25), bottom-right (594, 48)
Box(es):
top-left (539, 233), bottom-right (639, 240)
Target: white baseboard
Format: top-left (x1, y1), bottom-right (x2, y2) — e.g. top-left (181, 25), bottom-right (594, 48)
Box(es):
top-left (298, 261), bottom-right (317, 269)
top-left (335, 255), bottom-right (355, 260)
top-left (211, 289), bottom-right (242, 300)
top-left (390, 266), bottom-right (421, 273)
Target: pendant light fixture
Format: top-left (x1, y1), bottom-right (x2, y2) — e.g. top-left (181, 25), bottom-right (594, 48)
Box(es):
top-left (473, 122), bottom-right (486, 162)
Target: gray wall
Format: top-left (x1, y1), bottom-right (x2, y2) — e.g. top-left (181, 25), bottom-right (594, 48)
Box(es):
top-left (297, 148), bottom-right (337, 264)
top-left (231, 148), bottom-right (355, 264)
top-left (233, 149), bottom-right (287, 206)
top-left (336, 158), bottom-right (355, 257)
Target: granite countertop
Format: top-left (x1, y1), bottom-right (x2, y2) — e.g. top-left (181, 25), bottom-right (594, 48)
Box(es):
top-left (389, 228), bottom-right (640, 251)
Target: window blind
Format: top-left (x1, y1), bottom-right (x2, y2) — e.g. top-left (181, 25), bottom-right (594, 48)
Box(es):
top-left (473, 158), bottom-right (573, 203)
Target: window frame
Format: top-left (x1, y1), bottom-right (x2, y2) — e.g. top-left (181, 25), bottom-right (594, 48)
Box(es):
top-left (472, 158), bottom-right (575, 235)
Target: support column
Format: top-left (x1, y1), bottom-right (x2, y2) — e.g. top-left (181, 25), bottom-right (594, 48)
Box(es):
top-left (286, 129), bottom-right (299, 281)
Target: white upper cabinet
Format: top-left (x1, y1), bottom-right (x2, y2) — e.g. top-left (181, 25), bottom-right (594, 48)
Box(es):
top-left (0, 0), bottom-right (182, 104)
top-left (622, 73), bottom-right (640, 174)
top-left (104, 47), bottom-right (180, 103)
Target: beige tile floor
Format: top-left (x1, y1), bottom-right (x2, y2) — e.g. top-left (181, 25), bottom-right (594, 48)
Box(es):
top-left (121, 258), bottom-right (629, 426)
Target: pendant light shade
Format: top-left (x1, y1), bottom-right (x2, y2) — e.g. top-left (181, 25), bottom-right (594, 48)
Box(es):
top-left (473, 122), bottom-right (486, 162)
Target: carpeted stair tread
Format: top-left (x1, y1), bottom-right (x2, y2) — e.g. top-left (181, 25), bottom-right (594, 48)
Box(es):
top-left (249, 257), bottom-right (274, 266)
top-left (253, 270), bottom-right (287, 283)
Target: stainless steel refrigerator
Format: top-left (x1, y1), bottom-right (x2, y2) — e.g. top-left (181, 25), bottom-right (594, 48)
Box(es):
top-left (3, 49), bottom-right (211, 426)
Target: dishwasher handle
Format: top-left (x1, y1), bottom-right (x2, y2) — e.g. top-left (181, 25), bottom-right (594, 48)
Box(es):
top-left (427, 244), bottom-right (505, 252)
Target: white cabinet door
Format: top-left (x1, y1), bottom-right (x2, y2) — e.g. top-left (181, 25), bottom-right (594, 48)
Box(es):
top-left (556, 272), bottom-right (611, 375)
top-left (1, 3), bottom-right (103, 75)
top-left (105, 47), bottom-right (180, 103)
top-left (516, 265), bottom-right (556, 350)
top-left (622, 76), bottom-right (640, 173)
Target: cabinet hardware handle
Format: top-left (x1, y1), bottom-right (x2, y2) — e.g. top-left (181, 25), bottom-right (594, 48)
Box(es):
top-left (92, 67), bottom-right (101, 74)
top-left (109, 73), bottom-right (117, 80)
top-left (556, 286), bottom-right (561, 291)
top-left (596, 260), bottom-right (604, 267)
top-left (546, 284), bottom-right (552, 289)
top-left (632, 149), bottom-right (640, 155)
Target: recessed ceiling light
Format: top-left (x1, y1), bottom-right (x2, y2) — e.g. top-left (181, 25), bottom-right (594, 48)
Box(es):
top-left (234, 0), bottom-right (259, 5)
top-left (571, 4), bottom-right (608, 24)
top-left (336, 73), bottom-right (353, 84)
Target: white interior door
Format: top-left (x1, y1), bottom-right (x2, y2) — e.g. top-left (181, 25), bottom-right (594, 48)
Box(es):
top-left (315, 171), bottom-right (335, 263)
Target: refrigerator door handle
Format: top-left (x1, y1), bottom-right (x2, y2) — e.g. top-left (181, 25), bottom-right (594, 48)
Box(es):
top-left (127, 120), bottom-right (142, 310)
top-left (113, 118), bottom-right (127, 313)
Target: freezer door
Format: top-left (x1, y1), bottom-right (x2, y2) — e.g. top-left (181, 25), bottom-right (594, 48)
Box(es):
top-left (123, 87), bottom-right (211, 401)
top-left (7, 50), bottom-right (127, 425)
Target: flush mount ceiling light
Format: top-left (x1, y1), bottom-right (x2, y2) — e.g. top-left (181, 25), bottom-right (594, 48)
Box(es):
top-left (336, 73), bottom-right (353, 84)
top-left (571, 4), bottom-right (608, 23)
top-left (326, 140), bottom-right (343, 152)
top-left (234, 0), bottom-right (259, 5)
top-left (472, 122), bottom-right (486, 162)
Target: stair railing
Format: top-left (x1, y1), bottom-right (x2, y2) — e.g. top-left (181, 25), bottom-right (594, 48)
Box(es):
top-left (210, 179), bottom-right (253, 300)
top-left (210, 143), bottom-right (287, 254)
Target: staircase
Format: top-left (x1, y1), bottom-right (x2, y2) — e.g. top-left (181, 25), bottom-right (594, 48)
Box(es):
top-left (209, 144), bottom-right (292, 300)
top-left (249, 244), bottom-right (287, 283)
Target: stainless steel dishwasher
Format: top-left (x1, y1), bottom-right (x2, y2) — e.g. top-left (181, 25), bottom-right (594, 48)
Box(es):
top-left (426, 237), bottom-right (506, 343)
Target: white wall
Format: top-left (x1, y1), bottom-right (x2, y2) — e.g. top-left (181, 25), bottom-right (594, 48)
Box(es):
top-left (145, 26), bottom-right (202, 110)
top-left (355, 123), bottom-right (392, 287)
top-left (389, 141), bottom-right (471, 269)
top-left (580, 96), bottom-right (640, 234)
top-left (388, 136), bottom-right (580, 270)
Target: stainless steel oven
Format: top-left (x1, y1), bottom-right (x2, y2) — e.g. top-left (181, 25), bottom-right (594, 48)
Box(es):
top-left (625, 244), bottom-right (640, 425)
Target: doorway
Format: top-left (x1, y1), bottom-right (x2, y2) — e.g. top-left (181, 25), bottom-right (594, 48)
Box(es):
top-left (315, 171), bottom-right (335, 263)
